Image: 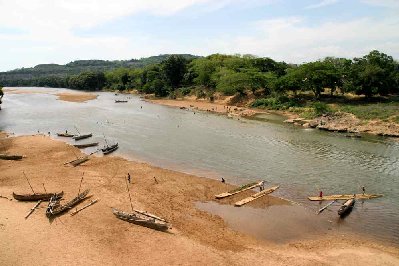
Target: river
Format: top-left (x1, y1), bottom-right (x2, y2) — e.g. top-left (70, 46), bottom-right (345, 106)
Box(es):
top-left (1, 87), bottom-right (398, 245)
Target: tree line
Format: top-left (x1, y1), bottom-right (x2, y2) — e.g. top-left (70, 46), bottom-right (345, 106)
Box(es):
top-left (1, 50), bottom-right (398, 100)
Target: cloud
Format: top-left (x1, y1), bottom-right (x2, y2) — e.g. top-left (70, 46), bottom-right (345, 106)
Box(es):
top-left (204, 16), bottom-right (399, 62)
top-left (305, 0), bottom-right (339, 9)
top-left (361, 0), bottom-right (399, 8)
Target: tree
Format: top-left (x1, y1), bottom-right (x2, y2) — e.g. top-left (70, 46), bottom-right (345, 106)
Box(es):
top-left (298, 61), bottom-right (340, 98)
top-left (161, 55), bottom-right (187, 88)
top-left (350, 50), bottom-right (398, 97)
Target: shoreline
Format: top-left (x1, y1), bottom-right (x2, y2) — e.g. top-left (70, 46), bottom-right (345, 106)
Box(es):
top-left (1, 132), bottom-right (398, 265)
top-left (145, 96), bottom-right (399, 138)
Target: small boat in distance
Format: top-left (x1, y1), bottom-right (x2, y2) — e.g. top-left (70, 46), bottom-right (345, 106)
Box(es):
top-left (234, 186), bottom-right (279, 207)
top-left (73, 133), bottom-right (93, 141)
top-left (338, 198), bottom-right (355, 217)
top-left (57, 132), bottom-right (75, 137)
top-left (115, 100), bottom-right (128, 103)
top-left (73, 142), bottom-right (99, 149)
top-left (101, 143), bottom-right (118, 155)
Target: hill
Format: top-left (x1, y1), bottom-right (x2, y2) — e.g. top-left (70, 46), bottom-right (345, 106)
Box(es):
top-left (0, 54), bottom-right (199, 86)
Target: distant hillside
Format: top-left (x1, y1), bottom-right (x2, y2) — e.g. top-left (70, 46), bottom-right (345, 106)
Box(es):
top-left (0, 54), bottom-right (199, 86)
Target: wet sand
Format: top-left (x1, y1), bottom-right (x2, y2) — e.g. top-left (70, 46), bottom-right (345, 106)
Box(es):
top-left (0, 133), bottom-right (398, 265)
top-left (4, 88), bottom-right (98, 103)
top-left (56, 92), bottom-right (98, 103)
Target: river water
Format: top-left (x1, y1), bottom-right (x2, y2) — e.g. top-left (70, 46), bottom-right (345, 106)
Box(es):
top-left (1, 87), bottom-right (398, 245)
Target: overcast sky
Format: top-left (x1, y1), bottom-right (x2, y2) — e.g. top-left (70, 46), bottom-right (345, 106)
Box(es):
top-left (0, 0), bottom-right (398, 71)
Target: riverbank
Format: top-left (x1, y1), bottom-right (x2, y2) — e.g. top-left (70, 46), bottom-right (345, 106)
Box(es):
top-left (145, 95), bottom-right (399, 137)
top-left (3, 87), bottom-right (98, 103)
top-left (1, 133), bottom-right (398, 265)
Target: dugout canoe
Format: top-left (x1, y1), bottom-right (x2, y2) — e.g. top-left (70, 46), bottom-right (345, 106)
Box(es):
top-left (338, 198), bottom-right (355, 217)
top-left (234, 186), bottom-right (279, 207)
top-left (215, 181), bottom-right (263, 199)
top-left (101, 143), bottom-right (118, 155)
top-left (73, 133), bottom-right (92, 141)
top-left (46, 189), bottom-right (89, 217)
top-left (13, 191), bottom-right (64, 201)
top-left (308, 194), bottom-right (383, 201)
top-left (0, 154), bottom-right (23, 160)
top-left (57, 133), bottom-right (75, 137)
top-left (112, 208), bottom-right (169, 231)
top-left (73, 142), bottom-right (99, 149)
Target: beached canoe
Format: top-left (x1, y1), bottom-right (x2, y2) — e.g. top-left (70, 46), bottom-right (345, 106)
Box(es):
top-left (215, 181), bottom-right (262, 199)
top-left (115, 100), bottom-right (128, 103)
top-left (57, 133), bottom-right (75, 137)
top-left (112, 208), bottom-right (169, 231)
top-left (13, 191), bottom-right (64, 201)
top-left (73, 142), bottom-right (99, 149)
top-left (0, 154), bottom-right (23, 160)
top-left (234, 186), bottom-right (279, 207)
top-left (68, 156), bottom-right (89, 167)
top-left (338, 198), bottom-right (355, 217)
top-left (73, 133), bottom-right (92, 141)
top-left (308, 194), bottom-right (383, 201)
top-left (101, 143), bottom-right (118, 155)
top-left (46, 189), bottom-right (89, 217)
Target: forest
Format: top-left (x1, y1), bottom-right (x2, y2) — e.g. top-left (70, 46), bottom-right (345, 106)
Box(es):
top-left (1, 51), bottom-right (398, 115)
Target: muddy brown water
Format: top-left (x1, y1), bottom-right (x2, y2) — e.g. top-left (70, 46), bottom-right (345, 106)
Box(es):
top-left (1, 87), bottom-right (398, 245)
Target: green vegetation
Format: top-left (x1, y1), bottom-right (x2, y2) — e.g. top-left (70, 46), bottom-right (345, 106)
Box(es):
top-left (0, 50), bottom-right (398, 120)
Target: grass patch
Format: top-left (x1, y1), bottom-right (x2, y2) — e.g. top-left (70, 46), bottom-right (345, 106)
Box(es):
top-left (337, 102), bottom-right (399, 121)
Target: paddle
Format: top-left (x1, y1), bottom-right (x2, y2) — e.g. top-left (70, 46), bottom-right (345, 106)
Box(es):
top-left (317, 200), bottom-right (337, 214)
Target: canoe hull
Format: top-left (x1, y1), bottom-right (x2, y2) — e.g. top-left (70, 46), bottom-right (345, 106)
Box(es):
top-left (234, 186), bottom-right (279, 207)
top-left (13, 191), bottom-right (64, 201)
top-left (112, 208), bottom-right (169, 231)
top-left (308, 194), bottom-right (383, 201)
top-left (73, 134), bottom-right (93, 141)
top-left (338, 198), bottom-right (355, 216)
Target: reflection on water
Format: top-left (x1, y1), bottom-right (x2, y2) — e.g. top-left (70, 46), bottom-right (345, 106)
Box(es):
top-left (196, 201), bottom-right (331, 244)
top-left (1, 87), bottom-right (398, 245)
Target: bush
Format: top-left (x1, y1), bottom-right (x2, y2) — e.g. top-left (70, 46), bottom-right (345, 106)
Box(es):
top-left (251, 95), bottom-right (302, 110)
top-left (312, 102), bottom-right (331, 115)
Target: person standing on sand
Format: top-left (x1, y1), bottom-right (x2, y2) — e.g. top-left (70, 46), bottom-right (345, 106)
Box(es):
top-left (127, 173), bottom-right (131, 183)
top-left (362, 186), bottom-right (365, 195)
top-left (319, 191), bottom-right (323, 198)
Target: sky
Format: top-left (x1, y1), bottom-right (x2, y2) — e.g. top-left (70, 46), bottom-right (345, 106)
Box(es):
top-left (0, 0), bottom-right (398, 71)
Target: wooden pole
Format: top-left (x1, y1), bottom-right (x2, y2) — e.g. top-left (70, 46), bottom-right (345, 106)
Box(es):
top-left (42, 183), bottom-right (47, 193)
top-left (25, 200), bottom-right (42, 219)
top-left (23, 171), bottom-right (35, 194)
top-left (124, 174), bottom-right (134, 212)
top-left (318, 200), bottom-right (336, 214)
top-left (78, 173), bottom-right (84, 196)
top-left (74, 125), bottom-right (81, 135)
top-left (70, 199), bottom-right (99, 216)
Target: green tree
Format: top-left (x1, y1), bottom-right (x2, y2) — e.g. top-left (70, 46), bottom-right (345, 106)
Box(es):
top-left (161, 55), bottom-right (187, 88)
top-left (350, 50), bottom-right (398, 97)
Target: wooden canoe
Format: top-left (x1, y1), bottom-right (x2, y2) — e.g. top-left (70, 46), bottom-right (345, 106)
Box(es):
top-left (69, 156), bottom-right (89, 167)
top-left (112, 208), bottom-right (169, 231)
top-left (73, 142), bottom-right (99, 149)
top-left (13, 191), bottom-right (64, 201)
top-left (308, 194), bottom-right (383, 201)
top-left (215, 181), bottom-right (262, 199)
top-left (234, 186), bottom-right (279, 207)
top-left (46, 189), bottom-right (89, 217)
top-left (0, 154), bottom-right (23, 160)
top-left (57, 133), bottom-right (75, 137)
top-left (73, 133), bottom-right (92, 141)
top-left (338, 198), bottom-right (355, 217)
top-left (101, 143), bottom-right (118, 155)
